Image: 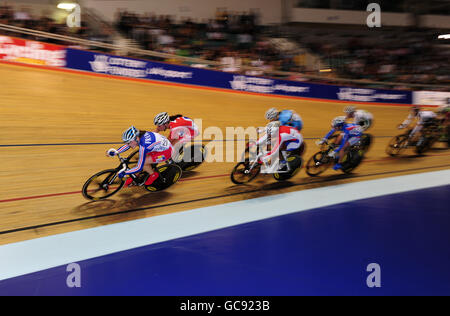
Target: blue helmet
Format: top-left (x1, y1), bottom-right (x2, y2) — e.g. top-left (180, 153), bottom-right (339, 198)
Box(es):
top-left (122, 126), bottom-right (139, 143)
top-left (279, 110), bottom-right (293, 125)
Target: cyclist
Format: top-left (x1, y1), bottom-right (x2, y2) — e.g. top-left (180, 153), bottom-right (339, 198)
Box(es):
top-left (254, 120), bottom-right (304, 171)
top-left (398, 105), bottom-right (437, 145)
top-left (318, 116), bottom-right (363, 170)
top-left (436, 105), bottom-right (450, 143)
top-left (154, 112), bottom-right (200, 162)
top-left (106, 126), bottom-right (173, 187)
top-left (344, 106), bottom-right (373, 131)
top-left (154, 112), bottom-right (199, 146)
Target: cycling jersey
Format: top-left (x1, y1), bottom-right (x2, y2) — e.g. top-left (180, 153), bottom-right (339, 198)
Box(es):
top-left (353, 110), bottom-right (373, 131)
top-left (324, 124), bottom-right (362, 153)
top-left (257, 124), bottom-right (303, 159)
top-left (279, 110), bottom-right (303, 131)
top-left (169, 116), bottom-right (199, 141)
top-left (402, 110), bottom-right (437, 127)
top-left (117, 132), bottom-right (173, 176)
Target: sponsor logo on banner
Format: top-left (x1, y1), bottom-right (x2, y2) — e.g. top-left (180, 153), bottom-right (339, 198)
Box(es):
top-left (0, 36), bottom-right (66, 67)
top-left (229, 76), bottom-right (310, 94)
top-left (413, 91), bottom-right (450, 106)
top-left (88, 54), bottom-right (193, 79)
top-left (64, 48), bottom-right (412, 104)
top-left (337, 88), bottom-right (407, 102)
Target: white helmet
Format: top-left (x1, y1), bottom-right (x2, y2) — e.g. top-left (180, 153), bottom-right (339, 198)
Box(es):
top-left (122, 126), bottom-right (139, 143)
top-left (265, 108), bottom-right (279, 121)
top-left (154, 112), bottom-right (170, 126)
top-left (332, 116), bottom-right (346, 129)
top-left (344, 106), bottom-right (356, 114)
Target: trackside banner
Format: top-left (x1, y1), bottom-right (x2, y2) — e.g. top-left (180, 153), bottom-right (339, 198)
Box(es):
top-left (413, 91), bottom-right (450, 106)
top-left (0, 36), bottom-right (66, 67)
top-left (64, 48), bottom-right (412, 104)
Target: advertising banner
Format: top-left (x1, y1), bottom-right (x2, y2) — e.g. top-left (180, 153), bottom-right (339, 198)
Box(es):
top-left (414, 91), bottom-right (450, 106)
top-left (64, 48), bottom-right (412, 104)
top-left (0, 36), bottom-right (66, 67)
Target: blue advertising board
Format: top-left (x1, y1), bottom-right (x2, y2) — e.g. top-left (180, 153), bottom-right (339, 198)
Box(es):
top-left (65, 48), bottom-right (413, 104)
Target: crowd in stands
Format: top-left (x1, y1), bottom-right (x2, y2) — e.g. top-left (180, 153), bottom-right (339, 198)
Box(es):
top-left (297, 27), bottom-right (450, 87)
top-left (0, 3), bottom-right (113, 45)
top-left (1, 2), bottom-right (449, 89)
top-left (114, 8), bottom-right (450, 88)
top-left (115, 9), bottom-right (306, 77)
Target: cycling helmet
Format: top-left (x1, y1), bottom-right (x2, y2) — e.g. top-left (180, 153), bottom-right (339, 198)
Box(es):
top-left (332, 116), bottom-right (346, 129)
top-left (122, 126), bottom-right (139, 143)
top-left (344, 106), bottom-right (356, 114)
top-left (154, 112), bottom-right (170, 126)
top-left (265, 108), bottom-right (279, 121)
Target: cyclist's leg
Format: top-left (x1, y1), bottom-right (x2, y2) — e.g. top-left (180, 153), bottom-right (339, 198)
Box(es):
top-left (337, 142), bottom-right (350, 164)
top-left (408, 123), bottom-right (423, 143)
top-left (143, 147), bottom-right (173, 185)
top-left (334, 133), bottom-right (343, 145)
top-left (279, 134), bottom-right (302, 170)
top-left (337, 134), bottom-right (360, 165)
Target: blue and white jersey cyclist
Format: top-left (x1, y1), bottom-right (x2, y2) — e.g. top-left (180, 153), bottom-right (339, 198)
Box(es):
top-left (318, 116), bottom-right (363, 170)
top-left (106, 126), bottom-right (173, 187)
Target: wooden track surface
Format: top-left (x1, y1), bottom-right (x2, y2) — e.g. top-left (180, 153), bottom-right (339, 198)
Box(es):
top-left (1, 62), bottom-right (449, 245)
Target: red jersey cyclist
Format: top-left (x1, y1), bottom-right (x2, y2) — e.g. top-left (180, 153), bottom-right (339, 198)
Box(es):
top-left (154, 112), bottom-right (199, 147)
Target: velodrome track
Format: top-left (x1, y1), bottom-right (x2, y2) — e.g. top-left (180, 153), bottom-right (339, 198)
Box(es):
top-left (1, 61), bottom-right (449, 246)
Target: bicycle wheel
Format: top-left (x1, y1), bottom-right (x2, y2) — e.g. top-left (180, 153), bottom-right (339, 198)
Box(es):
top-left (360, 134), bottom-right (373, 153)
top-left (415, 136), bottom-right (434, 155)
top-left (386, 135), bottom-right (408, 157)
top-left (176, 144), bottom-right (207, 171)
top-left (341, 150), bottom-right (363, 174)
top-left (306, 151), bottom-right (332, 177)
top-left (273, 155), bottom-right (303, 181)
top-left (82, 169), bottom-right (124, 201)
top-left (144, 164), bottom-right (182, 192)
top-left (231, 162), bottom-right (261, 185)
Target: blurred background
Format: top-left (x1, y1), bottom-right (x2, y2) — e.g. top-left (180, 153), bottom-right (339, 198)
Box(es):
top-left (0, 0), bottom-right (449, 90)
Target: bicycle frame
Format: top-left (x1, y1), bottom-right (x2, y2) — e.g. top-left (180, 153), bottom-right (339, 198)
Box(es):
top-left (243, 141), bottom-right (292, 174)
top-left (104, 154), bottom-right (138, 187)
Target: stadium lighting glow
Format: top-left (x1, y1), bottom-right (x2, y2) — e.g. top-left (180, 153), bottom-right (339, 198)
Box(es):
top-left (438, 34), bottom-right (450, 39)
top-left (57, 3), bottom-right (78, 11)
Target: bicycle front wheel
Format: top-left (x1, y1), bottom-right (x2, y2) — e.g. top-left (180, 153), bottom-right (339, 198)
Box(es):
top-left (231, 162), bottom-right (261, 184)
top-left (386, 135), bottom-right (408, 157)
top-left (306, 151), bottom-right (331, 177)
top-left (82, 169), bottom-right (125, 201)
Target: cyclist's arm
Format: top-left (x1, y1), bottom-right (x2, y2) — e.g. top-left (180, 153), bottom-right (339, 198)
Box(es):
top-left (117, 144), bottom-right (131, 154)
top-left (323, 128), bottom-right (336, 140)
top-left (256, 133), bottom-right (268, 147)
top-left (401, 113), bottom-right (415, 127)
top-left (125, 145), bottom-right (146, 175)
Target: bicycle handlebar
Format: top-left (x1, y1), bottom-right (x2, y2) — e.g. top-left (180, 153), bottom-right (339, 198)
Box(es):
top-left (117, 153), bottom-right (128, 175)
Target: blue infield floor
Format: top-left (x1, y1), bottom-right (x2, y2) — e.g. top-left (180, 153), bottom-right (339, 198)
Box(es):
top-left (0, 180), bottom-right (449, 296)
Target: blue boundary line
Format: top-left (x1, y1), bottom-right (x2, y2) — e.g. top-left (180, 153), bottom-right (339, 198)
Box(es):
top-left (0, 136), bottom-right (394, 148)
